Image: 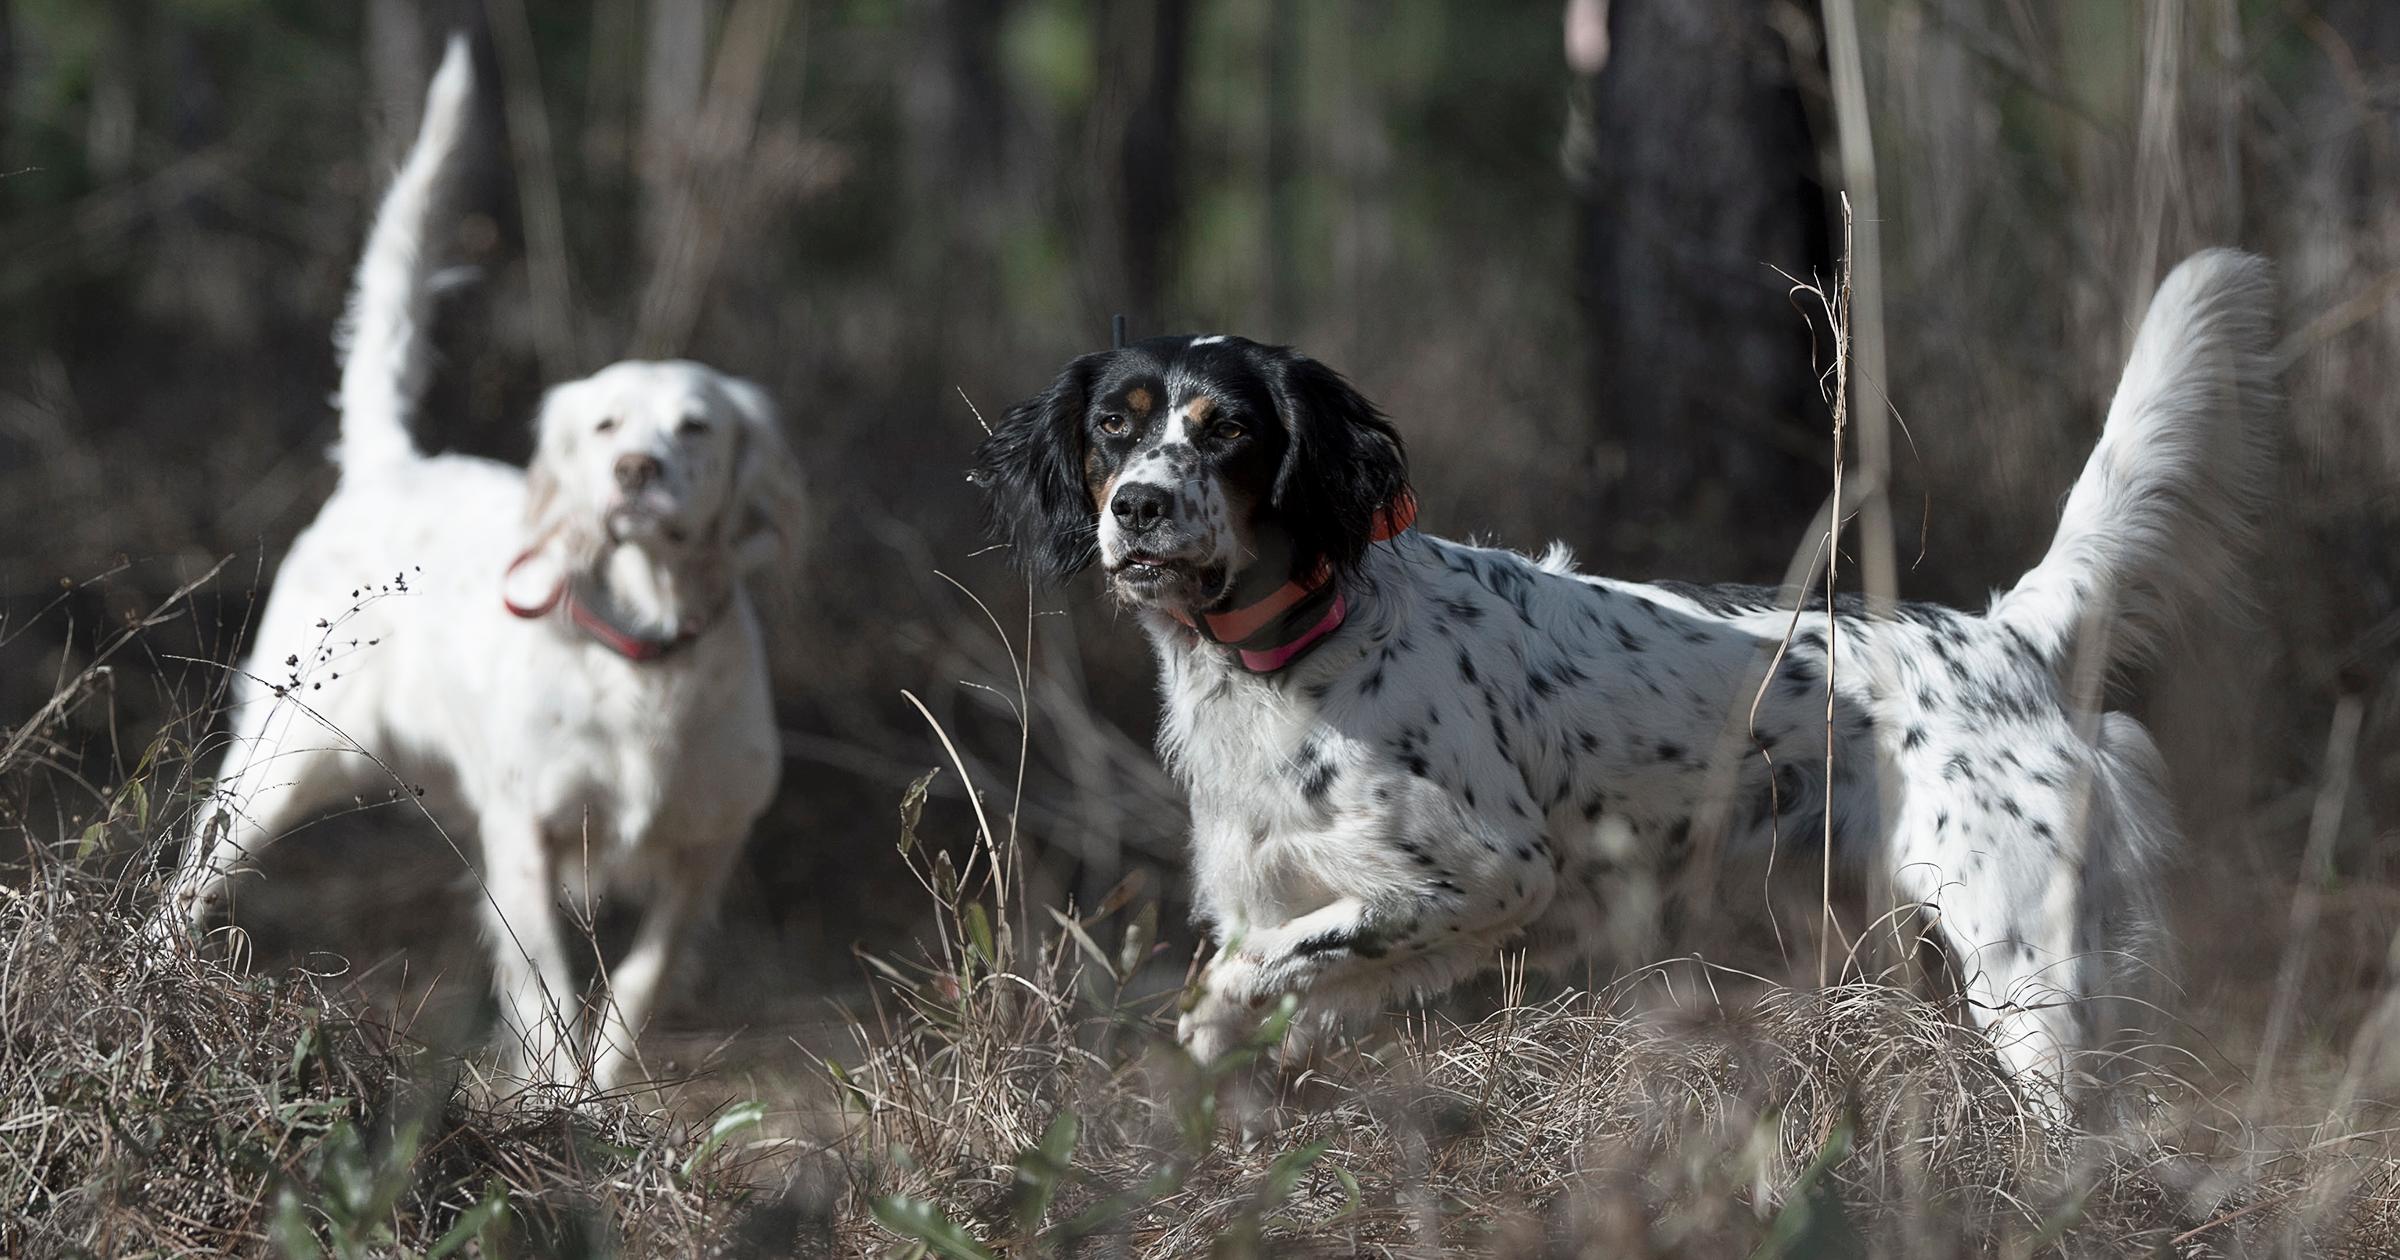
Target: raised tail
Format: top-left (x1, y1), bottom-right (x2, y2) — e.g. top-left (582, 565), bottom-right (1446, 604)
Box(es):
top-left (1991, 249), bottom-right (2279, 681)
top-left (334, 34), bottom-right (474, 472)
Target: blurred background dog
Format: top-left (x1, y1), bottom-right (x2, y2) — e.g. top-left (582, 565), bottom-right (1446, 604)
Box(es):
top-left (149, 37), bottom-right (805, 1093)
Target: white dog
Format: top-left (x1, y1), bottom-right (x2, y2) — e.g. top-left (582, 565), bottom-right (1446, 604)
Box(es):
top-left (153, 38), bottom-right (802, 1092)
top-left (975, 252), bottom-right (2276, 1110)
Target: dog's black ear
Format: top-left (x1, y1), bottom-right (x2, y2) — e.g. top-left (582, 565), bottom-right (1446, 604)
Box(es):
top-left (1267, 352), bottom-right (1409, 581)
top-left (972, 352), bottom-right (1106, 582)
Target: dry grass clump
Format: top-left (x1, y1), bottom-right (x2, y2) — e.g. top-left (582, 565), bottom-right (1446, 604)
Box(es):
top-left (0, 856), bottom-right (769, 1257)
top-left (0, 637), bottom-right (771, 1257)
top-left (828, 875), bottom-right (2400, 1258)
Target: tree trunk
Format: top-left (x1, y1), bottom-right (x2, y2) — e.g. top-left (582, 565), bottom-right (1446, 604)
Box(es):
top-left (363, 0), bottom-right (429, 173)
top-left (639, 0), bottom-right (707, 293)
top-left (901, 0), bottom-right (1010, 306)
top-left (1096, 0), bottom-right (1190, 335)
top-left (1565, 0), bottom-right (1829, 575)
top-left (0, 0), bottom-right (16, 184)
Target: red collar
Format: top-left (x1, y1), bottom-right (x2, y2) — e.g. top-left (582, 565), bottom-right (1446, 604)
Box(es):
top-left (1168, 490), bottom-right (1416, 673)
top-left (503, 548), bottom-right (704, 662)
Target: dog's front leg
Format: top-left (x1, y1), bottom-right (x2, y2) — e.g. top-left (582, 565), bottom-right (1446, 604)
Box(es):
top-left (1178, 876), bottom-right (1545, 1064)
top-left (590, 875), bottom-right (703, 1091)
top-left (477, 816), bottom-right (580, 1092)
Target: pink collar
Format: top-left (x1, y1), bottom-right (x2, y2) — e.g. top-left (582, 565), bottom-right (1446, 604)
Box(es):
top-left (503, 548), bottom-right (703, 662)
top-left (1168, 490), bottom-right (1416, 674)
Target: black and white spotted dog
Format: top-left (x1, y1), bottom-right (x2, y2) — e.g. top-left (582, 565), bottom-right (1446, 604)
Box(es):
top-left (973, 252), bottom-right (2276, 1105)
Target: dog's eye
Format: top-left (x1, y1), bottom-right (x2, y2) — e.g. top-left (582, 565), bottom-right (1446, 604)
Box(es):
top-left (1098, 414), bottom-right (1129, 437)
top-left (1211, 420), bottom-right (1246, 441)
top-left (678, 415), bottom-right (712, 437)
top-left (595, 417), bottom-right (619, 434)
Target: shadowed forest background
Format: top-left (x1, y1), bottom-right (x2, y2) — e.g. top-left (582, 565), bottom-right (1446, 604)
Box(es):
top-left (4, 0), bottom-right (2399, 1148)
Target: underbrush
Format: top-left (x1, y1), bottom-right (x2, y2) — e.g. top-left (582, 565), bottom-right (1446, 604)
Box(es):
top-left (828, 848), bottom-right (2400, 1258)
top-left (7, 586), bottom-right (2400, 1258)
top-left (0, 850), bottom-right (772, 1256)
top-left (0, 616), bottom-right (772, 1257)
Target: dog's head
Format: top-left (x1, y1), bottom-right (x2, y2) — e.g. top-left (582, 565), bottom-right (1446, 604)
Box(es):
top-left (972, 335), bottom-right (1407, 617)
top-left (525, 360), bottom-right (804, 576)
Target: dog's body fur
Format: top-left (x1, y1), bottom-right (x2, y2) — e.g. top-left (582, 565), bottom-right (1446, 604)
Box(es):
top-left (978, 251), bottom-right (2277, 1104)
top-left (153, 40), bottom-right (801, 1091)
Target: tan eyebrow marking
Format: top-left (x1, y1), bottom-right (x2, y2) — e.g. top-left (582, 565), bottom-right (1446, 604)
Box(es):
top-left (1125, 386), bottom-right (1154, 415)
top-left (1180, 395), bottom-right (1218, 424)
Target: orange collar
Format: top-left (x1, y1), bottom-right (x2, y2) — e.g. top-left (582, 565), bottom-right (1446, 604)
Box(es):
top-left (1169, 490), bottom-right (1416, 672)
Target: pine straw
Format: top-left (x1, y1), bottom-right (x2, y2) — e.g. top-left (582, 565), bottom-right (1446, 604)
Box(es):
top-left (832, 923), bottom-right (2400, 1258)
top-left (0, 860), bottom-right (759, 1257)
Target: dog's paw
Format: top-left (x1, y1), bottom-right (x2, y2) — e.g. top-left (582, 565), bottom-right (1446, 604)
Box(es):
top-left (1176, 997), bottom-right (1244, 1067)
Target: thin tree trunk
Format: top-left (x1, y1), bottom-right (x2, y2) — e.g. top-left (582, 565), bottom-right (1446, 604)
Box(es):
top-left (901, 0), bottom-right (1010, 304)
top-left (1260, 0), bottom-right (1296, 340)
top-left (1565, 0), bottom-right (1828, 574)
top-left (364, 0), bottom-right (429, 172)
top-left (640, 0), bottom-right (707, 293)
top-left (0, 0), bottom-right (16, 181)
top-left (1098, 0), bottom-right (1190, 334)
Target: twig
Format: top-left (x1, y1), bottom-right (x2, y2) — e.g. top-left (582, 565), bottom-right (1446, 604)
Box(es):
top-left (1821, 0), bottom-right (1897, 617)
top-left (484, 0), bottom-right (584, 377)
top-left (2251, 693), bottom-right (2365, 1109)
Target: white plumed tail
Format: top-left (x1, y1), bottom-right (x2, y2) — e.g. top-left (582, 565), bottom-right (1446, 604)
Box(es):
top-left (334, 34), bottom-right (473, 473)
top-left (1991, 249), bottom-right (2279, 680)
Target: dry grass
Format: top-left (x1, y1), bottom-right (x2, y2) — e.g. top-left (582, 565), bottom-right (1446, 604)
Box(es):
top-left (4, 597), bottom-right (2400, 1259)
top-left (830, 907), bottom-right (2400, 1257)
top-left (0, 854), bottom-right (779, 1257)
top-left (0, 645), bottom-right (774, 1258)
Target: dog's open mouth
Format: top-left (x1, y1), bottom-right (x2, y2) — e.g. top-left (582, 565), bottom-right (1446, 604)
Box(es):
top-left (607, 489), bottom-right (688, 543)
top-left (1107, 551), bottom-right (1231, 608)
top-left (1109, 551), bottom-right (1194, 588)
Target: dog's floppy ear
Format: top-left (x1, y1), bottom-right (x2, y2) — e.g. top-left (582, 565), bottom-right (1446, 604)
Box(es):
top-left (972, 352), bottom-right (1107, 582)
top-left (519, 381), bottom-right (608, 571)
top-left (713, 375), bottom-right (809, 574)
top-left (1267, 351), bottom-right (1409, 582)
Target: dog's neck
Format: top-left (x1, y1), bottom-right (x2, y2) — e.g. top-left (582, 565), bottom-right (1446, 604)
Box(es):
top-left (509, 516), bottom-right (739, 657)
top-left (1143, 543), bottom-right (1406, 692)
top-left (580, 536), bottom-right (734, 642)
top-left (1154, 492), bottom-right (1417, 676)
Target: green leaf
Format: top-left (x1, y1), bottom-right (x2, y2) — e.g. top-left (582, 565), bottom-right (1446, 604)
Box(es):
top-left (1093, 870), bottom-right (1147, 920)
top-left (270, 1186), bottom-right (323, 1259)
top-left (1048, 906), bottom-right (1116, 982)
top-left (1011, 1111), bottom-right (1081, 1233)
top-left (827, 1059), bottom-right (872, 1117)
top-left (897, 769), bottom-right (939, 855)
top-left (1258, 1138), bottom-right (1331, 1210)
top-left (426, 1182), bottom-right (510, 1259)
top-left (1747, 1116), bottom-right (1861, 1260)
top-left (932, 850), bottom-right (960, 905)
top-left (1119, 902), bottom-right (1158, 979)
top-left (963, 901), bottom-right (997, 969)
top-left (682, 1099), bottom-right (767, 1180)
top-left (872, 1195), bottom-right (1000, 1260)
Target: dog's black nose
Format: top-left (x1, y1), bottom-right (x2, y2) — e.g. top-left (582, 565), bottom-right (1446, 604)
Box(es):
top-left (614, 453), bottom-right (663, 491)
top-left (1111, 483), bottom-right (1173, 532)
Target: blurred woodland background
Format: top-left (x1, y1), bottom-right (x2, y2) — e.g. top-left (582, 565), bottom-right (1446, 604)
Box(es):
top-left (2, 0), bottom-right (2397, 1090)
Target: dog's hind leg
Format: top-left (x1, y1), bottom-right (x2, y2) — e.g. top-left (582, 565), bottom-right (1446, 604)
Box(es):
top-left (1890, 840), bottom-right (2091, 1120)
